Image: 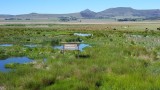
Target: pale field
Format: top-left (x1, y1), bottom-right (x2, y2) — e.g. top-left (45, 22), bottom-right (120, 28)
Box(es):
top-left (0, 19), bottom-right (160, 25)
top-left (0, 19), bottom-right (160, 31)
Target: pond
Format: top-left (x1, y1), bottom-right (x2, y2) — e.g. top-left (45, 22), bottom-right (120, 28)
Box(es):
top-left (0, 44), bottom-right (37, 48)
top-left (0, 57), bottom-right (33, 72)
top-left (74, 33), bottom-right (92, 37)
top-left (0, 44), bottom-right (13, 47)
top-left (130, 35), bottom-right (143, 38)
top-left (54, 44), bottom-right (90, 51)
top-left (24, 44), bottom-right (38, 48)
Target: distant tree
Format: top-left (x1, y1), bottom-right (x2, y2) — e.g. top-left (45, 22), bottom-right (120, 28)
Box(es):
top-left (59, 17), bottom-right (70, 22)
top-left (117, 18), bottom-right (138, 22)
top-left (70, 16), bottom-right (77, 21)
top-left (17, 18), bottom-right (22, 20)
top-left (5, 18), bottom-right (16, 20)
top-left (59, 16), bottom-right (78, 22)
top-left (26, 19), bottom-right (31, 20)
top-left (157, 27), bottom-right (160, 31)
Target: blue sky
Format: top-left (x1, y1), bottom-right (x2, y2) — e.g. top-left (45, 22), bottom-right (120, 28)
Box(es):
top-left (0, 0), bottom-right (160, 14)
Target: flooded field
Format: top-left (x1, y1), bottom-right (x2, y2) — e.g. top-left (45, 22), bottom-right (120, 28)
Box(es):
top-left (0, 24), bottom-right (160, 90)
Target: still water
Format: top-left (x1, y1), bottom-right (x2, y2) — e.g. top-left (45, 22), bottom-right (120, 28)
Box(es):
top-left (0, 57), bottom-right (33, 72)
top-left (54, 44), bottom-right (90, 51)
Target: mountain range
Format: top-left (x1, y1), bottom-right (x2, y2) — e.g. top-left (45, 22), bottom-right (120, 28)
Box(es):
top-left (80, 7), bottom-right (160, 19)
top-left (1, 7), bottom-right (160, 20)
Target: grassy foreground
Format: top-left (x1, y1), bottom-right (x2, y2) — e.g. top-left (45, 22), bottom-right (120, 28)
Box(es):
top-left (0, 24), bottom-right (160, 90)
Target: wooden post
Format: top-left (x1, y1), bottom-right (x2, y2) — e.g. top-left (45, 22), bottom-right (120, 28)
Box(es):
top-left (63, 44), bottom-right (65, 55)
top-left (77, 44), bottom-right (80, 59)
top-left (61, 42), bottom-right (81, 59)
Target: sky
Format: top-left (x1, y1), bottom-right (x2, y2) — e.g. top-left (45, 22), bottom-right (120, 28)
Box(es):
top-left (0, 0), bottom-right (160, 15)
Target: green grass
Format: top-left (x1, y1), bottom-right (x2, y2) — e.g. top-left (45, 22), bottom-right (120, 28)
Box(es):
top-left (0, 24), bottom-right (160, 90)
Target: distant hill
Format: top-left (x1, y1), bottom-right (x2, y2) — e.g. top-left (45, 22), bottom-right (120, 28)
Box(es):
top-left (97, 7), bottom-right (135, 18)
top-left (80, 9), bottom-right (96, 18)
top-left (0, 14), bottom-right (14, 18)
top-left (0, 13), bottom-right (82, 20)
top-left (96, 7), bottom-right (160, 19)
top-left (15, 13), bottom-right (82, 19)
top-left (1, 7), bottom-right (160, 20)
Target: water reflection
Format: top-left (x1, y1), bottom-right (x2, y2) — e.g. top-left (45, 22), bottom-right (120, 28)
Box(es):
top-left (0, 44), bottom-right (37, 48)
top-left (74, 33), bottom-right (92, 37)
top-left (54, 44), bottom-right (90, 51)
top-left (0, 44), bottom-right (13, 47)
top-left (0, 57), bottom-right (33, 72)
top-left (24, 45), bottom-right (37, 48)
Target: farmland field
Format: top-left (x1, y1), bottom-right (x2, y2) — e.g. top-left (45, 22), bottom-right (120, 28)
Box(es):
top-left (0, 23), bottom-right (160, 90)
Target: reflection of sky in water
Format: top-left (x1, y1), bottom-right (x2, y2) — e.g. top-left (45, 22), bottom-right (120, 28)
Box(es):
top-left (54, 44), bottom-right (90, 51)
top-left (0, 44), bottom-right (13, 47)
top-left (0, 44), bottom-right (37, 48)
top-left (0, 57), bottom-right (33, 72)
top-left (24, 45), bottom-right (37, 48)
top-left (79, 44), bottom-right (90, 51)
top-left (74, 33), bottom-right (92, 37)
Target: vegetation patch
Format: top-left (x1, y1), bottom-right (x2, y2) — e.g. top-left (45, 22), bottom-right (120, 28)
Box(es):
top-left (0, 24), bottom-right (160, 90)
